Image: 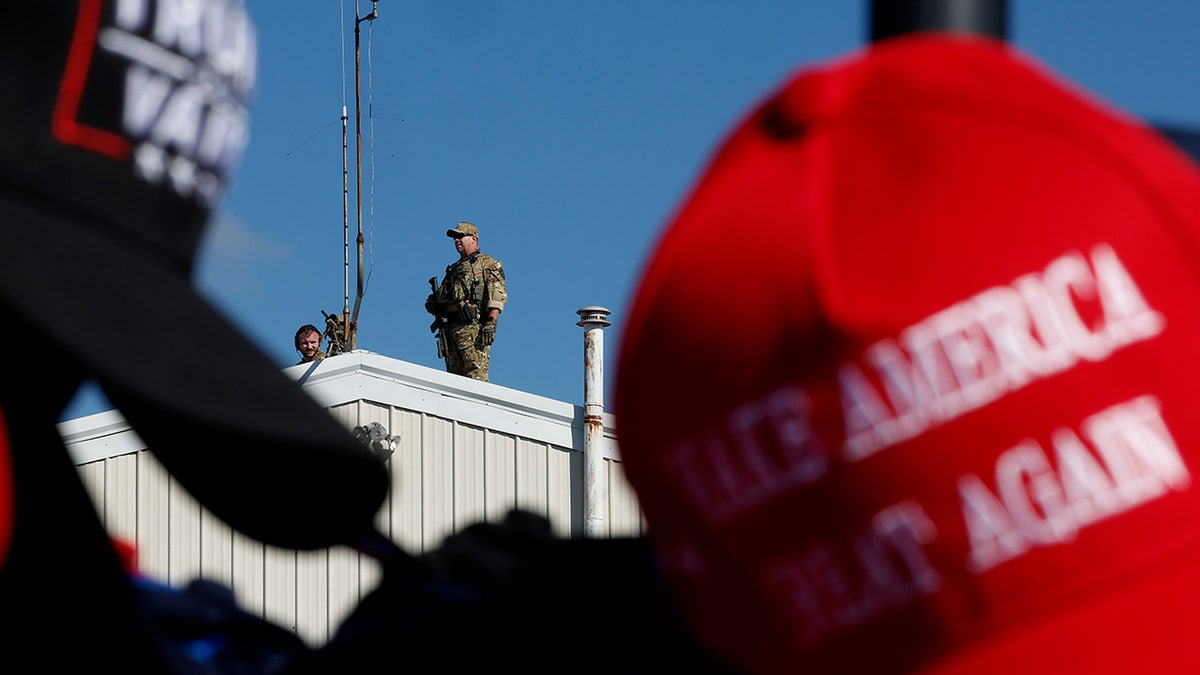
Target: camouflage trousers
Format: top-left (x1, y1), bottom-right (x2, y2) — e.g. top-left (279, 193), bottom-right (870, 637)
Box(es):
top-left (443, 321), bottom-right (491, 382)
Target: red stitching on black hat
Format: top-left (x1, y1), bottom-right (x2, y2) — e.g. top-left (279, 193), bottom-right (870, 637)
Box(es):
top-left (52, 0), bottom-right (131, 159)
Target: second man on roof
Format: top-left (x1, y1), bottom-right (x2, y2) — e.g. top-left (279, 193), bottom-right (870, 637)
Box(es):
top-left (426, 221), bottom-right (507, 382)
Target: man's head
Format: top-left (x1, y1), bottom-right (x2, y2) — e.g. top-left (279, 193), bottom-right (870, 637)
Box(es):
top-left (295, 323), bottom-right (323, 361)
top-left (448, 221), bottom-right (480, 258)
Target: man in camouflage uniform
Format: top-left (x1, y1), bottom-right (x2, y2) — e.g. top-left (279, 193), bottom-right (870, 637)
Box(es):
top-left (425, 221), bottom-right (508, 381)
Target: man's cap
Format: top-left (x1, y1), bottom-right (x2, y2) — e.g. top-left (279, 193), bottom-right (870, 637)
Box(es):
top-left (0, 1), bottom-right (387, 550)
top-left (295, 323), bottom-right (323, 349)
top-left (447, 221), bottom-right (479, 238)
top-left (616, 34), bottom-right (1200, 674)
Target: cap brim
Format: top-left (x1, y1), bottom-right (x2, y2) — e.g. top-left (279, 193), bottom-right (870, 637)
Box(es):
top-left (0, 196), bottom-right (388, 550)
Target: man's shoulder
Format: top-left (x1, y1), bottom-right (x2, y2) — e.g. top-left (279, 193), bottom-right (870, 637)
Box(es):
top-left (295, 352), bottom-right (327, 366)
top-left (476, 252), bottom-right (503, 267)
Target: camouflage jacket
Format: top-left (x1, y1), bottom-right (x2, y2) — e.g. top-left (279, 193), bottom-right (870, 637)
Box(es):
top-left (435, 251), bottom-right (507, 316)
top-left (296, 351), bottom-right (326, 366)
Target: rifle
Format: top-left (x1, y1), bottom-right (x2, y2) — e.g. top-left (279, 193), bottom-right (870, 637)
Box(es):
top-left (428, 277), bottom-right (448, 359)
top-left (322, 310), bottom-right (347, 357)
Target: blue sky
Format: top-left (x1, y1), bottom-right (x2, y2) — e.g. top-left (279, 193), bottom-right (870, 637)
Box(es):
top-left (62, 1), bottom-right (1200, 420)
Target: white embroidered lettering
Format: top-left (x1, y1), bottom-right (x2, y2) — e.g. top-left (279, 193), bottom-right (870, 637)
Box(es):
top-left (765, 501), bottom-right (940, 644)
top-left (962, 396), bottom-right (1188, 572)
top-left (843, 246), bottom-right (1163, 460)
top-left (666, 386), bottom-right (829, 523)
top-left (104, 0), bottom-right (255, 204)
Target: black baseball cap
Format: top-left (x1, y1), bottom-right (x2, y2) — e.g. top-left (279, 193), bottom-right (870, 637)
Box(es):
top-left (0, 1), bottom-right (388, 550)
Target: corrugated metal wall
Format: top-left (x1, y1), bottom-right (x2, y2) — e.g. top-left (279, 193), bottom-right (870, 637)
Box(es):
top-left (67, 353), bottom-right (642, 645)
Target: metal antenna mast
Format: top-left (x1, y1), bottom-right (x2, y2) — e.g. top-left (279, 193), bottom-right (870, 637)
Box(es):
top-left (340, 104), bottom-right (349, 349)
top-left (869, 0), bottom-right (1007, 42)
top-left (346, 0), bottom-right (378, 351)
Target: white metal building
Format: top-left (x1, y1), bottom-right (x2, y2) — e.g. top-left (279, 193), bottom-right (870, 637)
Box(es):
top-left (57, 340), bottom-right (642, 645)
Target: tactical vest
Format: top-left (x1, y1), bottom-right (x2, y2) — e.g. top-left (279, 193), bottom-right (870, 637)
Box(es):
top-left (438, 252), bottom-right (506, 308)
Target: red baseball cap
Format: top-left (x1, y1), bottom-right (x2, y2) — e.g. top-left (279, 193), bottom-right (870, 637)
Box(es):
top-left (616, 34), bottom-right (1200, 674)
